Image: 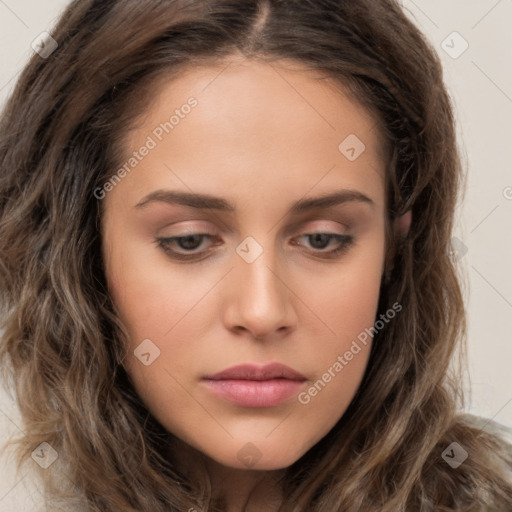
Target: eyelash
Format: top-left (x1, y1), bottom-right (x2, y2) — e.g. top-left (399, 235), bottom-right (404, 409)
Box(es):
top-left (155, 232), bottom-right (354, 261)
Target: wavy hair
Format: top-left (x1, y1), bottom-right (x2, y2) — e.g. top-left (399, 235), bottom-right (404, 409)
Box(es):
top-left (1, 0), bottom-right (511, 510)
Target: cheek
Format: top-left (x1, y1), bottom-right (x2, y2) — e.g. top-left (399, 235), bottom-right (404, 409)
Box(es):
top-left (103, 226), bottom-right (202, 341)
top-left (291, 237), bottom-right (385, 426)
top-left (307, 234), bottom-right (386, 343)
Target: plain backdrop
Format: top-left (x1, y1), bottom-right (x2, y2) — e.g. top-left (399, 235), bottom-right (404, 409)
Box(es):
top-left (0, 0), bottom-right (511, 509)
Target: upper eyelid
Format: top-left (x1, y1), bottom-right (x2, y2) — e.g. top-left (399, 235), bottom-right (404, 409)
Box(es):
top-left (159, 217), bottom-right (351, 236)
top-left (161, 228), bottom-right (349, 241)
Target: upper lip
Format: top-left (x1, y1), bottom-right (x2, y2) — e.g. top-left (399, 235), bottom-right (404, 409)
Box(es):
top-left (203, 363), bottom-right (306, 381)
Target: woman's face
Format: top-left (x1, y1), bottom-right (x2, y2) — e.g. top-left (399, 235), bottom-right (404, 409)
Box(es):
top-left (101, 57), bottom-right (389, 470)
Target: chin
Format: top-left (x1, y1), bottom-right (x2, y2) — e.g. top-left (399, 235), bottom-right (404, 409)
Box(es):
top-left (208, 443), bottom-right (307, 472)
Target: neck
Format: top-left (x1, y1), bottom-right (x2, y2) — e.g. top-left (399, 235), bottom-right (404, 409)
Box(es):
top-left (167, 438), bottom-right (284, 511)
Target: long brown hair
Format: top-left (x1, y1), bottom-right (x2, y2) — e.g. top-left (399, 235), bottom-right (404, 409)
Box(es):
top-left (1, 0), bottom-right (511, 510)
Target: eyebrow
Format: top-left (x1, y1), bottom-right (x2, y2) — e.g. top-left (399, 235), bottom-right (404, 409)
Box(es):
top-left (135, 188), bottom-right (374, 214)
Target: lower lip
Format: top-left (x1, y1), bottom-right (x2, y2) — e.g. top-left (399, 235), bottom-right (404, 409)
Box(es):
top-left (202, 379), bottom-right (306, 407)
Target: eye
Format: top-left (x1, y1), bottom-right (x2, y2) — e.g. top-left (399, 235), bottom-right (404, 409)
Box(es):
top-left (293, 233), bottom-right (354, 258)
top-left (155, 232), bottom-right (354, 261)
top-left (156, 233), bottom-right (217, 260)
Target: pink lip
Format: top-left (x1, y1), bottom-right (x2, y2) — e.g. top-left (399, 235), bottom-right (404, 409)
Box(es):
top-left (202, 363), bottom-right (307, 408)
top-left (204, 363), bottom-right (306, 381)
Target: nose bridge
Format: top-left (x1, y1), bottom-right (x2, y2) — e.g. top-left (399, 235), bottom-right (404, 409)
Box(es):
top-left (229, 234), bottom-right (291, 336)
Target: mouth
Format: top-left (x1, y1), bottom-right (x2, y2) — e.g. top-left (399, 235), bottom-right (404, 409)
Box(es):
top-left (203, 362), bottom-right (307, 381)
top-left (201, 363), bottom-right (307, 408)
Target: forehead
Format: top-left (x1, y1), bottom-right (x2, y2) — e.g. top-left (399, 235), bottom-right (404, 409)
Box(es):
top-left (112, 57), bottom-right (387, 214)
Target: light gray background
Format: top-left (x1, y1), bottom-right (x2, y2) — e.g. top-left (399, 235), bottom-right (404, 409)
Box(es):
top-left (1, 0), bottom-right (511, 509)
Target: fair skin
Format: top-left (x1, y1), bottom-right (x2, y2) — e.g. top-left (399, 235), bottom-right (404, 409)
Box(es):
top-left (101, 55), bottom-right (411, 511)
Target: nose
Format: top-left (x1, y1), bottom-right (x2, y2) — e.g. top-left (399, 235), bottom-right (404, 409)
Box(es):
top-left (223, 243), bottom-right (296, 341)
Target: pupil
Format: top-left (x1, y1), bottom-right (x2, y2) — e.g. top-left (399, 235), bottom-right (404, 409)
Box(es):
top-left (180, 235), bottom-right (202, 250)
top-left (310, 234), bottom-right (329, 249)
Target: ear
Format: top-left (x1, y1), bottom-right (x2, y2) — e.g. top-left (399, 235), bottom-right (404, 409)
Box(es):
top-left (394, 209), bottom-right (412, 238)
